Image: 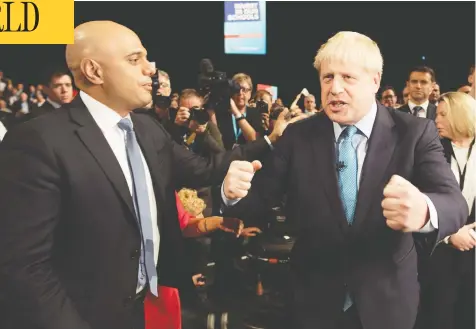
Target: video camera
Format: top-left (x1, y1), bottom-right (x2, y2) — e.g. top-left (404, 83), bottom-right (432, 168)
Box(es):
top-left (198, 58), bottom-right (241, 111)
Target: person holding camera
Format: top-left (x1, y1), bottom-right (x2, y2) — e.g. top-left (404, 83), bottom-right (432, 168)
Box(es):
top-left (213, 73), bottom-right (265, 150)
top-left (253, 89), bottom-right (273, 136)
top-left (173, 89), bottom-right (225, 158)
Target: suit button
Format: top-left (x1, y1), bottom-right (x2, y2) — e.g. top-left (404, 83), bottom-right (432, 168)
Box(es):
top-left (130, 249), bottom-right (139, 260)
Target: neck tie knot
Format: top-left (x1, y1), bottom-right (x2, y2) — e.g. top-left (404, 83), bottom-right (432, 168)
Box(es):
top-left (340, 125), bottom-right (358, 141)
top-left (118, 118), bottom-right (134, 133)
top-left (413, 106), bottom-right (423, 116)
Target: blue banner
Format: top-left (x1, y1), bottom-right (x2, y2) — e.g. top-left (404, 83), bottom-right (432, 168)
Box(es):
top-left (224, 1), bottom-right (266, 55)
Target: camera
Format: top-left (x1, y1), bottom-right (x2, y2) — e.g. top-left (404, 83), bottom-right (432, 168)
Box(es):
top-left (189, 106), bottom-right (210, 125)
top-left (198, 58), bottom-right (241, 110)
top-left (150, 66), bottom-right (172, 109)
top-left (169, 106), bottom-right (210, 125)
top-left (255, 99), bottom-right (269, 115)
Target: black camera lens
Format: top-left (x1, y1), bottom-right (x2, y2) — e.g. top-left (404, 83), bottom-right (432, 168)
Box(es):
top-left (190, 106), bottom-right (210, 125)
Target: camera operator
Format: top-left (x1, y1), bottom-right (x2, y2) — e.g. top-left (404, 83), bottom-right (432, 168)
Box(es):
top-left (175, 89), bottom-right (225, 158)
top-left (213, 73), bottom-right (265, 150)
top-left (253, 89), bottom-right (273, 136)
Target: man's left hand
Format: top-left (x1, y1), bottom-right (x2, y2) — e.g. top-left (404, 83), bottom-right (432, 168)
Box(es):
top-left (382, 175), bottom-right (429, 232)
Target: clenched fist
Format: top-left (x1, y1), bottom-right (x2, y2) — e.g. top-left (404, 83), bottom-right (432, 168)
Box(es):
top-left (223, 160), bottom-right (262, 200)
top-left (382, 175), bottom-right (429, 232)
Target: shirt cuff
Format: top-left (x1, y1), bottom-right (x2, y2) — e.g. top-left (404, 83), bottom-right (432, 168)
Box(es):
top-left (264, 135), bottom-right (274, 150)
top-left (418, 194), bottom-right (439, 233)
top-left (221, 182), bottom-right (241, 208)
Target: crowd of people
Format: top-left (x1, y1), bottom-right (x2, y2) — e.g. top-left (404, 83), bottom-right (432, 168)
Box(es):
top-left (0, 20), bottom-right (474, 329)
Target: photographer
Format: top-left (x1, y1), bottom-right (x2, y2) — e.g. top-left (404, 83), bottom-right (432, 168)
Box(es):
top-left (146, 70), bottom-right (173, 123)
top-left (138, 70), bottom-right (192, 144)
top-left (253, 89), bottom-right (273, 136)
top-left (213, 73), bottom-right (265, 150)
top-left (174, 89), bottom-right (225, 158)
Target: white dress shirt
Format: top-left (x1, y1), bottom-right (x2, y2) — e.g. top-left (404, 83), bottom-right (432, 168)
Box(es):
top-left (0, 120), bottom-right (7, 141)
top-left (80, 91), bottom-right (159, 293)
top-left (223, 102), bottom-right (438, 232)
top-left (408, 100), bottom-right (430, 118)
top-left (451, 142), bottom-right (475, 215)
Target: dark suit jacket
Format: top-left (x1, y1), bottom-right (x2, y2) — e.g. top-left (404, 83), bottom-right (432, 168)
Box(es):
top-left (0, 96), bottom-right (271, 329)
top-left (223, 103), bottom-right (467, 329)
top-left (398, 102), bottom-right (437, 120)
top-left (30, 100), bottom-right (57, 118)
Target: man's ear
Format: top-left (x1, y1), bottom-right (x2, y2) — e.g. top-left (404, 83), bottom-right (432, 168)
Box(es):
top-left (372, 72), bottom-right (382, 94)
top-left (81, 58), bottom-right (104, 85)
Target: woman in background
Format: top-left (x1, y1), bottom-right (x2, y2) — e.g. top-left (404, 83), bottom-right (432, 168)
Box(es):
top-left (419, 91), bottom-right (475, 329)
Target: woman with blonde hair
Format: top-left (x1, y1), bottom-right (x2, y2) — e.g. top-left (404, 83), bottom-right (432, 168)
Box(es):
top-left (419, 91), bottom-right (476, 329)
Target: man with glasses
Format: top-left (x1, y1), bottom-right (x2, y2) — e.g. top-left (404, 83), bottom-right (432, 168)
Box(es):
top-left (380, 86), bottom-right (398, 108)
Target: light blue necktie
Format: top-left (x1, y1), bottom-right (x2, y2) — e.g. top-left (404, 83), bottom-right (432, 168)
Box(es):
top-left (337, 125), bottom-right (359, 311)
top-left (118, 118), bottom-right (158, 297)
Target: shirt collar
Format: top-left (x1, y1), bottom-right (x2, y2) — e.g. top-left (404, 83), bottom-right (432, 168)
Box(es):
top-left (408, 99), bottom-right (429, 112)
top-left (46, 98), bottom-right (62, 109)
top-left (333, 101), bottom-right (377, 141)
top-left (79, 91), bottom-right (131, 133)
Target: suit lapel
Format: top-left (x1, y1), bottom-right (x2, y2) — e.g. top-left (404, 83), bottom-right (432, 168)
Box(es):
top-left (440, 138), bottom-right (453, 164)
top-left (352, 105), bottom-right (397, 229)
top-left (131, 114), bottom-right (167, 227)
top-left (427, 103), bottom-right (436, 120)
top-left (400, 104), bottom-right (411, 115)
top-left (68, 97), bottom-right (138, 229)
top-left (311, 115), bottom-right (350, 234)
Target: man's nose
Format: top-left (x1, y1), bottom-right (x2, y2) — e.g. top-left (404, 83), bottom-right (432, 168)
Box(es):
top-left (144, 61), bottom-right (156, 77)
top-left (330, 78), bottom-right (344, 95)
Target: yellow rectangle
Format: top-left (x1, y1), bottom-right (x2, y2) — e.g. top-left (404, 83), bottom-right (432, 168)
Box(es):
top-left (0, 0), bottom-right (74, 44)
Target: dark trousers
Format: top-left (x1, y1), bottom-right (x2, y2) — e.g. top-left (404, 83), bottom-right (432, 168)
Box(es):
top-left (418, 245), bottom-right (475, 329)
top-left (131, 288), bottom-right (147, 329)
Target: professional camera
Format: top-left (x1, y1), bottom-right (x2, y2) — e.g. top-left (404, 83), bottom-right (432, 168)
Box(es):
top-left (189, 106), bottom-right (210, 125)
top-left (255, 100), bottom-right (269, 115)
top-left (169, 106), bottom-right (210, 125)
top-left (198, 58), bottom-right (241, 110)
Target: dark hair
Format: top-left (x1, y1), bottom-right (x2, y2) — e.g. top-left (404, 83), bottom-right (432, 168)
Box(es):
top-left (469, 65), bottom-right (475, 76)
top-left (408, 66), bottom-right (436, 82)
top-left (381, 85), bottom-right (396, 95)
top-left (42, 67), bottom-right (71, 86)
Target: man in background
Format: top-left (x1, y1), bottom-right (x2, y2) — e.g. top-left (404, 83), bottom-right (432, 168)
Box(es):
top-left (399, 66), bottom-right (437, 120)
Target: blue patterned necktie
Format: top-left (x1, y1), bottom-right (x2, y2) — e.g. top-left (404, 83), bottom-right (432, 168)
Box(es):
top-left (118, 118), bottom-right (158, 297)
top-left (337, 125), bottom-right (359, 311)
top-left (337, 125), bottom-right (359, 225)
